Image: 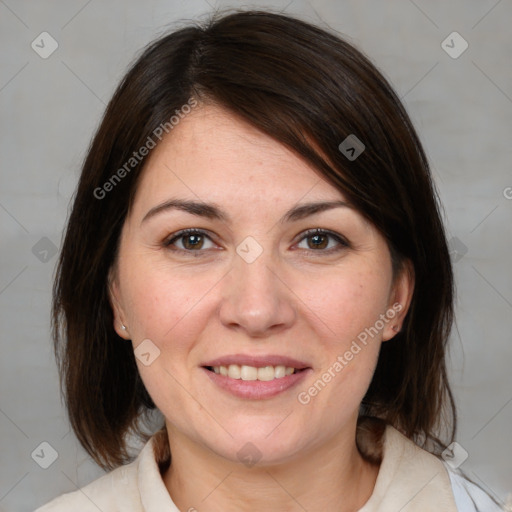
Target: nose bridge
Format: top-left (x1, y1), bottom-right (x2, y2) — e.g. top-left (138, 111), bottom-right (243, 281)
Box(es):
top-left (218, 240), bottom-right (295, 335)
top-left (236, 250), bottom-right (277, 302)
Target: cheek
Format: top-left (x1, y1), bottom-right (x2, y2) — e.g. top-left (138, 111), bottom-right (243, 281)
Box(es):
top-left (119, 257), bottom-right (220, 346)
top-left (293, 268), bottom-right (389, 410)
top-left (299, 268), bottom-right (390, 342)
top-left (120, 262), bottom-right (219, 411)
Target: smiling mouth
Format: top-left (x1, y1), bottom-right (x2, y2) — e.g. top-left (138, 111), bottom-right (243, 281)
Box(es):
top-left (204, 364), bottom-right (308, 381)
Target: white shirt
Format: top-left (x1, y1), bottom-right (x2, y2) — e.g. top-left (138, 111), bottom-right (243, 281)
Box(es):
top-left (36, 425), bottom-right (503, 511)
top-left (447, 468), bottom-right (504, 511)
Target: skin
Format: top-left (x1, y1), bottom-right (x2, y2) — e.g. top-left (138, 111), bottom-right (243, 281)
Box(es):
top-left (110, 104), bottom-right (414, 512)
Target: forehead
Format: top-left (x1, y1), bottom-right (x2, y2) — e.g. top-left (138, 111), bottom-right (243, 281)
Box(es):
top-left (133, 105), bottom-right (347, 212)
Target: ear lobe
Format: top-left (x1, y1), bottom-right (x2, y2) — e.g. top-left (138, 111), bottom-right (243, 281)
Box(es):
top-left (382, 260), bottom-right (415, 342)
top-left (108, 270), bottom-right (130, 339)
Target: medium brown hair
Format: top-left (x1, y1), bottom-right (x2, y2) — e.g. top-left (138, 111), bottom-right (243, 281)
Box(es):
top-left (53, 9), bottom-right (456, 470)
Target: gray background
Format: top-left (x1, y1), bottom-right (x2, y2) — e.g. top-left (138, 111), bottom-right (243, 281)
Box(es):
top-left (1, 0), bottom-right (511, 510)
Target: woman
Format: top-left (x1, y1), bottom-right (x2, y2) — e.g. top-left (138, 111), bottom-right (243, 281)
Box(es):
top-left (37, 9), bottom-right (503, 511)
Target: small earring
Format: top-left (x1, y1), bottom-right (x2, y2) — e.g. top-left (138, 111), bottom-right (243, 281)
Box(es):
top-left (121, 324), bottom-right (127, 331)
top-left (392, 325), bottom-right (400, 332)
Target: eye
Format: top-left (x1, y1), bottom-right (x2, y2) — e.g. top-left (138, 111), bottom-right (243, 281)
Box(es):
top-left (163, 229), bottom-right (217, 253)
top-left (295, 228), bottom-right (349, 253)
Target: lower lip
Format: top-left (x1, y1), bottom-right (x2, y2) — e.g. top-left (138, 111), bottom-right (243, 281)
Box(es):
top-left (202, 367), bottom-right (312, 400)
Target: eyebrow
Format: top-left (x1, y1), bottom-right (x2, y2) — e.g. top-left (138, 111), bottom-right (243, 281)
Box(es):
top-left (141, 198), bottom-right (351, 225)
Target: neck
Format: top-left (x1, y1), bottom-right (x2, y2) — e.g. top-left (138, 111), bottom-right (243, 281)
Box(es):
top-left (162, 422), bottom-right (380, 512)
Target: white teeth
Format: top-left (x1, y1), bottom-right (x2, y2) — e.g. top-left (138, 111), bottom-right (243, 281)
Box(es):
top-left (228, 364), bottom-right (241, 379)
top-left (257, 366), bottom-right (275, 381)
top-left (274, 365), bottom-right (286, 379)
top-left (212, 364), bottom-right (297, 381)
top-left (241, 365), bottom-right (258, 381)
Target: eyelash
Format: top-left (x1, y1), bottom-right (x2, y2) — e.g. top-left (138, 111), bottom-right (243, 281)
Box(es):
top-left (163, 228), bottom-right (350, 256)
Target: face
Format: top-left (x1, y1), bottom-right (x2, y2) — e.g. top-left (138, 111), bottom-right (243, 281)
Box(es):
top-left (110, 104), bottom-right (412, 465)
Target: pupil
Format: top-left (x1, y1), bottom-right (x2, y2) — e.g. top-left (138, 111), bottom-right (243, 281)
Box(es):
top-left (184, 234), bottom-right (202, 249)
top-left (309, 234), bottom-right (327, 249)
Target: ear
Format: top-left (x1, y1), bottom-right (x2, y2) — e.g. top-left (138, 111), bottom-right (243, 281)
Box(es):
top-left (382, 259), bottom-right (415, 342)
top-left (108, 268), bottom-right (131, 340)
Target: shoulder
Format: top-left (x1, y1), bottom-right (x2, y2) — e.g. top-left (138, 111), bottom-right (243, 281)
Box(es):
top-left (35, 465), bottom-right (139, 511)
top-left (34, 443), bottom-right (148, 511)
top-left (368, 424), bottom-right (503, 512)
top-left (444, 464), bottom-right (505, 512)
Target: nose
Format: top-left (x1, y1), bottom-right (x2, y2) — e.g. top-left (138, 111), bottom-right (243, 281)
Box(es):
top-left (218, 249), bottom-right (296, 338)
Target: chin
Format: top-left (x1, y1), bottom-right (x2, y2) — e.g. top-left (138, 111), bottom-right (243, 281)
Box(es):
top-left (204, 420), bottom-right (309, 467)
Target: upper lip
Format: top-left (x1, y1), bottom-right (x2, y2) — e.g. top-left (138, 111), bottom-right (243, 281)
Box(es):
top-left (201, 354), bottom-right (311, 369)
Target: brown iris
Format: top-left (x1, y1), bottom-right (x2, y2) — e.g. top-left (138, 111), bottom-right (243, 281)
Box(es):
top-left (307, 233), bottom-right (329, 250)
top-left (182, 233), bottom-right (204, 250)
